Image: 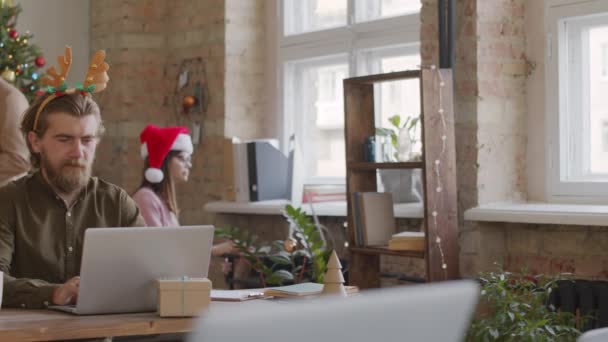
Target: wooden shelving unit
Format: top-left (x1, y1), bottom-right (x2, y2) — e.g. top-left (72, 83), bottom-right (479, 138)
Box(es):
top-left (344, 69), bottom-right (459, 288)
top-left (347, 161), bottom-right (424, 171)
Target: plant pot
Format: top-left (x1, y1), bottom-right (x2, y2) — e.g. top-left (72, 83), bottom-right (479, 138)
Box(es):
top-left (379, 169), bottom-right (423, 203)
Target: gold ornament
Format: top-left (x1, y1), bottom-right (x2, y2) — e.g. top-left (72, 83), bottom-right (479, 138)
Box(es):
top-left (283, 239), bottom-right (297, 253)
top-left (1, 68), bottom-right (16, 83)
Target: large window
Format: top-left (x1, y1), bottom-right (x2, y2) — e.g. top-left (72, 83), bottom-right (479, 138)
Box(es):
top-left (278, 0), bottom-right (420, 184)
top-left (547, 0), bottom-right (608, 200)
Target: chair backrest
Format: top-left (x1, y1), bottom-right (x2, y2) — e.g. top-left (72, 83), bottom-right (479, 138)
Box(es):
top-left (189, 280), bottom-right (480, 342)
top-left (578, 327), bottom-right (608, 342)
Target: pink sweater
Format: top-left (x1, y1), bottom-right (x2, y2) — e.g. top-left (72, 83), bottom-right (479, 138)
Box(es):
top-left (132, 187), bottom-right (179, 227)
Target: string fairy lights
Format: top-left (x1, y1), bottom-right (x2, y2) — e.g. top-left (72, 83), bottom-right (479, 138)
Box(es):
top-left (422, 64), bottom-right (449, 280)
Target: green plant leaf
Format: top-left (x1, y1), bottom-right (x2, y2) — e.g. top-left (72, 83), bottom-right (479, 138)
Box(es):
top-left (266, 270), bottom-right (294, 285)
top-left (388, 115), bottom-right (401, 128)
top-left (489, 328), bottom-right (499, 339)
top-left (293, 249), bottom-right (312, 259)
top-left (375, 127), bottom-right (394, 136)
top-left (268, 253), bottom-right (292, 265)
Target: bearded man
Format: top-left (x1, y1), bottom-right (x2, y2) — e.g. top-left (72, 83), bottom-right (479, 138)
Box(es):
top-left (0, 93), bottom-right (145, 309)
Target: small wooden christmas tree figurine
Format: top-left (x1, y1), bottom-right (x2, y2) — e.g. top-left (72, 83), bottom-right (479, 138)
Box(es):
top-left (322, 250), bottom-right (347, 296)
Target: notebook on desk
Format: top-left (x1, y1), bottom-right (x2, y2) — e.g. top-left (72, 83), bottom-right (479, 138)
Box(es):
top-left (49, 226), bottom-right (214, 315)
top-left (263, 282), bottom-right (358, 298)
top-left (211, 289), bottom-right (268, 302)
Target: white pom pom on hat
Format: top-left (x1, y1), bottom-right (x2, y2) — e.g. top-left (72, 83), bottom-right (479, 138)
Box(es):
top-left (144, 168), bottom-right (164, 183)
top-left (139, 124), bottom-right (193, 183)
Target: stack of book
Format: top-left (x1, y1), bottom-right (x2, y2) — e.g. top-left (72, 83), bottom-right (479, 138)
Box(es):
top-left (388, 231), bottom-right (425, 251)
top-left (264, 282), bottom-right (359, 298)
top-left (351, 192), bottom-right (396, 246)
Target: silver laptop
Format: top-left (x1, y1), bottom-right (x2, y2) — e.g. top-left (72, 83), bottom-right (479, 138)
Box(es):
top-left (189, 280), bottom-right (479, 342)
top-left (50, 225), bottom-right (214, 315)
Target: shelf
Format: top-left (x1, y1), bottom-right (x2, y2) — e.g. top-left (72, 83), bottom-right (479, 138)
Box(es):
top-left (464, 202), bottom-right (608, 226)
top-left (347, 161), bottom-right (424, 171)
top-left (349, 246), bottom-right (425, 258)
top-left (343, 70), bottom-right (421, 84)
top-left (205, 200), bottom-right (423, 218)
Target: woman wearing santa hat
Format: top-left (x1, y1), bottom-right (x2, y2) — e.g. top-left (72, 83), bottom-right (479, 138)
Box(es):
top-left (133, 124), bottom-right (235, 257)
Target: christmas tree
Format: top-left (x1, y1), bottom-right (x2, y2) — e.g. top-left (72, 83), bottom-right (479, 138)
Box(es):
top-left (0, 1), bottom-right (45, 103)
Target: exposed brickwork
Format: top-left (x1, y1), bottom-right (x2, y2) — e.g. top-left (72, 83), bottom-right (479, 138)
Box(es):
top-left (420, 1), bottom-right (607, 281)
top-left (90, 0), bottom-right (270, 286)
top-left (88, 0), bottom-right (607, 286)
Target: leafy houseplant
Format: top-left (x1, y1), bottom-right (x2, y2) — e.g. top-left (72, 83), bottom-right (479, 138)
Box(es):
top-left (375, 114), bottom-right (423, 203)
top-left (375, 114), bottom-right (420, 162)
top-left (466, 265), bottom-right (581, 342)
top-left (216, 205), bottom-right (332, 287)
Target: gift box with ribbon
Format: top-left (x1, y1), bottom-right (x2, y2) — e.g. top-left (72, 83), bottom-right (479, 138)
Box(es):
top-left (157, 277), bottom-right (211, 317)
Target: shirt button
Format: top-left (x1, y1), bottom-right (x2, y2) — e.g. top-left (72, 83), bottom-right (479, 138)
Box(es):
top-left (67, 212), bottom-right (72, 217)
top-left (68, 246), bottom-right (73, 252)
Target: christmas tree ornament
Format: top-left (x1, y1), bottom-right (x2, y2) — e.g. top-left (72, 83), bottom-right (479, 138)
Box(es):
top-left (1, 68), bottom-right (16, 82)
top-left (35, 56), bottom-right (45, 67)
top-left (322, 250), bottom-right (347, 297)
top-left (283, 238), bottom-right (297, 253)
top-left (182, 95), bottom-right (197, 113)
top-left (8, 29), bottom-right (17, 39)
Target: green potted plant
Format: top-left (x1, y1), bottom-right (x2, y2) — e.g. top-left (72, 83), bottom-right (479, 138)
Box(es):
top-left (216, 205), bottom-right (333, 287)
top-left (375, 114), bottom-right (422, 203)
top-left (466, 265), bottom-right (581, 342)
top-left (376, 114), bottom-right (420, 162)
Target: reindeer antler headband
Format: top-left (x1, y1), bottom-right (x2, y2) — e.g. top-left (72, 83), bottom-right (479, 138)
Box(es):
top-left (32, 46), bottom-right (110, 131)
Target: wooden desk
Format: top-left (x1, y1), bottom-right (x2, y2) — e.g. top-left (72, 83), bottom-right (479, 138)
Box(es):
top-left (0, 308), bottom-right (194, 341)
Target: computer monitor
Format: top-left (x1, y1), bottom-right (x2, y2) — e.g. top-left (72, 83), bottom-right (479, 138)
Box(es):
top-left (189, 280), bottom-right (479, 342)
top-left (51, 225), bottom-right (214, 315)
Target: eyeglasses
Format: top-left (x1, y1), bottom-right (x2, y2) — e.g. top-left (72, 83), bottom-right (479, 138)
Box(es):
top-left (175, 155), bottom-right (192, 166)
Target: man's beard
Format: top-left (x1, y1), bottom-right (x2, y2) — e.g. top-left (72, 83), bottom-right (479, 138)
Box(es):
top-left (41, 152), bottom-right (92, 194)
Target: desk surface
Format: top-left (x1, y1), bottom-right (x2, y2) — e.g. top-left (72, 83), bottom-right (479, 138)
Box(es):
top-left (0, 308), bottom-right (195, 341)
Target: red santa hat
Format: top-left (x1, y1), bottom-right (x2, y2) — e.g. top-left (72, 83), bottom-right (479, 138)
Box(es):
top-left (140, 124), bottom-right (193, 183)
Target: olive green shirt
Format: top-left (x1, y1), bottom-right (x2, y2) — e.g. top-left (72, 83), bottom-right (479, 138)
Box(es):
top-left (0, 171), bottom-right (146, 309)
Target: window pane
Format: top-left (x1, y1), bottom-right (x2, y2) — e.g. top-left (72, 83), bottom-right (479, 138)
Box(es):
top-left (358, 46), bottom-right (421, 161)
top-left (589, 25), bottom-right (608, 174)
top-left (355, 0), bottom-right (420, 23)
top-left (378, 61), bottom-right (421, 161)
top-left (284, 0), bottom-right (347, 36)
top-left (284, 56), bottom-right (348, 179)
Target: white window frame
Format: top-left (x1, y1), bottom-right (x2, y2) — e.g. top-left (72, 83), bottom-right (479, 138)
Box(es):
top-left (272, 0), bottom-right (420, 185)
top-left (547, 0), bottom-right (608, 202)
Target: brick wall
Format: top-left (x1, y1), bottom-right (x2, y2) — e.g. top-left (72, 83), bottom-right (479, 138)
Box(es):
top-left (89, 0), bottom-right (267, 286)
top-left (422, 0), bottom-right (608, 280)
top-left (89, 0), bottom-right (608, 284)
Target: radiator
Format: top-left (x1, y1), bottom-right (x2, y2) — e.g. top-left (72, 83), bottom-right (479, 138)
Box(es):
top-left (549, 280), bottom-right (608, 331)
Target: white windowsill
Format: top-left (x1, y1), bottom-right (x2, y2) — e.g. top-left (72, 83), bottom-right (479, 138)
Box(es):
top-left (204, 200), bottom-right (424, 218)
top-left (464, 202), bottom-right (608, 226)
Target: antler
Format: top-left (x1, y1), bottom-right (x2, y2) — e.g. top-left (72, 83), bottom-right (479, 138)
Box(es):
top-left (41, 46), bottom-right (72, 88)
top-left (83, 50), bottom-right (109, 93)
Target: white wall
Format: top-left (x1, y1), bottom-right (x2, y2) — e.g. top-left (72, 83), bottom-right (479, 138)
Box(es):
top-left (15, 0), bottom-right (89, 85)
